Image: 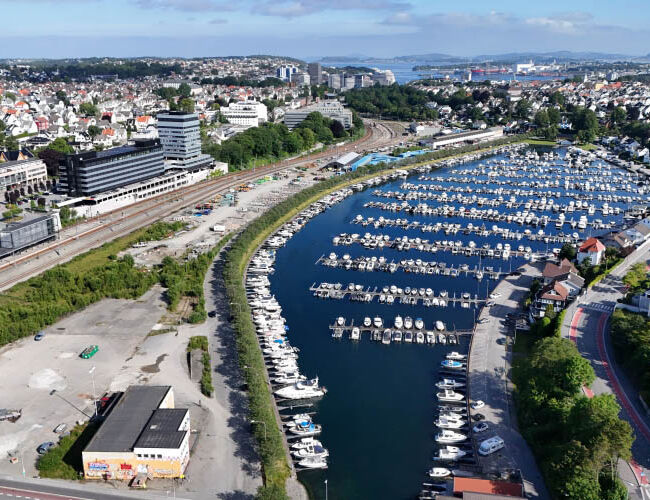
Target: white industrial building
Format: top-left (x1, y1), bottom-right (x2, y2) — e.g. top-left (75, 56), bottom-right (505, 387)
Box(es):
top-left (283, 101), bottom-right (353, 130)
top-left (427, 127), bottom-right (504, 149)
top-left (0, 158), bottom-right (48, 190)
top-left (220, 100), bottom-right (268, 127)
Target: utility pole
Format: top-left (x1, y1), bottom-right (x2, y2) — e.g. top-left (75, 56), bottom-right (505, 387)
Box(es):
top-left (89, 366), bottom-right (97, 418)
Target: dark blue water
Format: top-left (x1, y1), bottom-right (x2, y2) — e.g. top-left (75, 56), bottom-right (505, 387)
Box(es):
top-left (269, 148), bottom-right (642, 499)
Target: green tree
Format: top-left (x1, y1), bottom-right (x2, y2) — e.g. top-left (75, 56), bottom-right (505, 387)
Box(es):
top-left (547, 107), bottom-right (561, 125)
top-left (622, 262), bottom-right (647, 292)
top-left (178, 82), bottom-right (192, 98)
top-left (549, 91), bottom-right (565, 108)
top-left (87, 125), bottom-right (101, 140)
top-left (55, 90), bottom-right (68, 105)
top-left (78, 102), bottom-right (98, 116)
top-left (611, 107), bottom-right (627, 125)
top-left (534, 110), bottom-right (550, 128)
top-left (4, 135), bottom-right (19, 151)
top-left (179, 98), bottom-right (195, 113)
top-left (515, 99), bottom-right (531, 119)
top-left (558, 242), bottom-right (577, 261)
top-left (49, 137), bottom-right (74, 154)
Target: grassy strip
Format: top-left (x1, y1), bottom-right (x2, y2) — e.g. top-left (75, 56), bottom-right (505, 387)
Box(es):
top-left (223, 133), bottom-right (529, 495)
top-left (37, 422), bottom-right (99, 479)
top-left (187, 335), bottom-right (213, 396)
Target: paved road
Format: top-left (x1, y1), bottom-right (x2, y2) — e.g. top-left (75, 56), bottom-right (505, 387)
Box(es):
top-left (0, 477), bottom-right (182, 500)
top-left (470, 262), bottom-right (550, 499)
top-left (0, 121), bottom-right (399, 292)
top-left (561, 241), bottom-right (650, 499)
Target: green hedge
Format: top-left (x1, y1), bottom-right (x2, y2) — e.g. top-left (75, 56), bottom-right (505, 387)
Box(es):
top-left (610, 309), bottom-right (650, 403)
top-left (223, 133), bottom-right (529, 492)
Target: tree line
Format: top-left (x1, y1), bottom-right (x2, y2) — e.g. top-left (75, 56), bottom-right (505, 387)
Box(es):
top-left (344, 84), bottom-right (439, 121)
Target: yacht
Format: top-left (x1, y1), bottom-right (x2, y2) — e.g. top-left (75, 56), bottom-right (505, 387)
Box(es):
top-left (434, 446), bottom-right (467, 462)
top-left (275, 378), bottom-right (326, 400)
top-left (336, 316), bottom-right (345, 326)
top-left (274, 372), bottom-right (306, 385)
top-left (446, 352), bottom-right (467, 361)
top-left (441, 360), bottom-right (463, 369)
top-left (404, 316), bottom-right (413, 329)
top-left (288, 421), bottom-right (322, 437)
top-left (435, 430), bottom-right (467, 443)
top-left (394, 315), bottom-right (404, 329)
top-left (382, 329), bottom-right (392, 345)
top-left (291, 437), bottom-right (322, 450)
top-left (373, 316), bottom-right (383, 328)
top-left (435, 321), bottom-right (445, 331)
top-left (298, 456), bottom-right (327, 469)
top-left (350, 327), bottom-right (360, 340)
top-left (437, 389), bottom-right (465, 402)
top-left (363, 317), bottom-right (372, 327)
top-left (415, 318), bottom-right (424, 330)
top-left (436, 378), bottom-right (466, 389)
top-left (293, 444), bottom-right (329, 459)
top-left (404, 331), bottom-right (413, 343)
top-left (428, 467), bottom-right (452, 478)
top-left (434, 417), bottom-right (466, 429)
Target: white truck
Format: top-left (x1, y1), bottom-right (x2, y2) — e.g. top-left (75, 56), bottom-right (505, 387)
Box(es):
top-left (211, 224), bottom-right (226, 234)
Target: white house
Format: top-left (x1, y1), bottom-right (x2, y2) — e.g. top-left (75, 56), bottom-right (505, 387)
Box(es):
top-left (577, 237), bottom-right (606, 266)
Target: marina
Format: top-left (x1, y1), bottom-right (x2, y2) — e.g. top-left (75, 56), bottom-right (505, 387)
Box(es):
top-left (251, 143), bottom-right (649, 499)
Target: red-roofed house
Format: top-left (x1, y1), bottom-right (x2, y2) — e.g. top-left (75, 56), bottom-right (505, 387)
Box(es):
top-left (35, 116), bottom-right (49, 132)
top-left (542, 258), bottom-right (578, 284)
top-left (531, 281), bottom-right (570, 318)
top-left (453, 477), bottom-right (525, 498)
top-left (578, 237), bottom-right (606, 265)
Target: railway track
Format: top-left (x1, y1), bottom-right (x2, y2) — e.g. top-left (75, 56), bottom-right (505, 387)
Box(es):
top-left (0, 121), bottom-right (396, 291)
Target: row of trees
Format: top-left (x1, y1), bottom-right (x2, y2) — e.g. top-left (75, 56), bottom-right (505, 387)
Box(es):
top-left (515, 337), bottom-right (632, 499)
top-left (203, 111), bottom-right (363, 171)
top-left (198, 76), bottom-right (285, 88)
top-left (344, 84), bottom-right (439, 121)
top-left (609, 309), bottom-right (650, 403)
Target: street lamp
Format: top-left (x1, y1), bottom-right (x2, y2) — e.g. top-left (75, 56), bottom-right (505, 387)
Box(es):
top-left (89, 366), bottom-right (97, 418)
top-left (324, 479), bottom-right (328, 500)
top-left (250, 420), bottom-right (267, 440)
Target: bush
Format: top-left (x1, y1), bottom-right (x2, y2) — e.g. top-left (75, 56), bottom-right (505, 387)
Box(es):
top-left (37, 422), bottom-right (98, 479)
top-left (187, 335), bottom-right (209, 352)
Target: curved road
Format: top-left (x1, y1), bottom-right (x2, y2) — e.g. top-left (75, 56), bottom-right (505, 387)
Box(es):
top-left (562, 241), bottom-right (650, 499)
top-left (0, 121), bottom-right (398, 292)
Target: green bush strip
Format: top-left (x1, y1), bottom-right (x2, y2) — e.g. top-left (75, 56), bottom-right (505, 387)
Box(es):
top-left (223, 134), bottom-right (530, 494)
top-left (187, 335), bottom-right (213, 397)
top-left (610, 309), bottom-right (650, 403)
top-left (37, 422), bottom-right (99, 479)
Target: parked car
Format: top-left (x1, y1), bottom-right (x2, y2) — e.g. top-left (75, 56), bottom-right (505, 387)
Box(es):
top-left (208, 311), bottom-right (217, 318)
top-left (37, 442), bottom-right (55, 455)
top-left (53, 423), bottom-right (67, 434)
top-left (34, 331), bottom-right (45, 341)
top-left (473, 422), bottom-right (489, 433)
top-left (473, 413), bottom-right (486, 421)
top-left (471, 400), bottom-right (485, 410)
top-left (80, 345), bottom-right (99, 359)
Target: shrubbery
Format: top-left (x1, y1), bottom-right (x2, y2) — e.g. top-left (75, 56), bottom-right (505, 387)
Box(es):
top-left (610, 309), bottom-right (650, 403)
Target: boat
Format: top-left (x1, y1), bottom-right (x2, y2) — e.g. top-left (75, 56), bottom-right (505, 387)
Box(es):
top-left (373, 316), bottom-right (383, 328)
top-left (437, 389), bottom-right (465, 402)
top-left (350, 327), bottom-right (360, 340)
top-left (436, 378), bottom-right (466, 389)
top-left (439, 405), bottom-right (465, 413)
top-left (446, 352), bottom-right (467, 361)
top-left (275, 377), bottom-right (327, 400)
top-left (415, 318), bottom-right (424, 330)
top-left (293, 444), bottom-right (329, 459)
top-left (416, 332), bottom-right (425, 344)
top-left (426, 331), bottom-right (436, 344)
top-left (435, 430), bottom-right (467, 443)
top-left (298, 456), bottom-right (328, 469)
top-left (336, 316), bottom-right (345, 326)
top-left (404, 316), bottom-right (413, 329)
top-left (288, 421), bottom-right (322, 437)
top-left (435, 321), bottom-right (445, 331)
top-left (428, 467), bottom-right (451, 478)
top-left (382, 329), bottom-right (391, 345)
top-left (434, 446), bottom-right (467, 462)
top-left (404, 331), bottom-right (413, 343)
top-left (274, 372), bottom-right (307, 385)
top-left (394, 315), bottom-right (403, 329)
top-left (363, 317), bottom-right (372, 327)
top-left (441, 360), bottom-right (463, 369)
top-left (291, 437), bottom-right (322, 450)
top-left (438, 333), bottom-right (447, 344)
top-left (434, 417), bottom-right (467, 429)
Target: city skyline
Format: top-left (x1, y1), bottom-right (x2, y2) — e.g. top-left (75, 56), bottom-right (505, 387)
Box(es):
top-left (0, 0), bottom-right (649, 58)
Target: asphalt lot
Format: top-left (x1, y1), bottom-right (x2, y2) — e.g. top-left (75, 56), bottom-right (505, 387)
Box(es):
top-left (469, 261), bottom-right (550, 500)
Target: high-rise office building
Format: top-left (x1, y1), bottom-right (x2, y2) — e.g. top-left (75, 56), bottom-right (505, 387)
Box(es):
top-left (276, 65), bottom-right (298, 82)
top-left (328, 73), bottom-right (342, 90)
top-left (308, 62), bottom-right (322, 85)
top-left (58, 139), bottom-right (164, 196)
top-left (157, 111), bottom-right (213, 171)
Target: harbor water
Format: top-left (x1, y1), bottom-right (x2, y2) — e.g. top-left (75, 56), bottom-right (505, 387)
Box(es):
top-left (268, 147), bottom-right (645, 499)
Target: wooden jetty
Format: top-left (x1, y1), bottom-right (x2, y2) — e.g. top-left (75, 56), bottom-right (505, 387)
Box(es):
top-left (327, 320), bottom-right (473, 343)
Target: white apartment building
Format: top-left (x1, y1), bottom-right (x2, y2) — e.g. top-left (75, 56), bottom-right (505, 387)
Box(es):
top-left (284, 101), bottom-right (353, 130)
top-left (0, 158), bottom-right (48, 190)
top-left (220, 100), bottom-right (268, 127)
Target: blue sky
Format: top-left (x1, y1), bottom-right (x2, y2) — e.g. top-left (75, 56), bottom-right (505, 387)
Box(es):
top-left (0, 0), bottom-right (648, 58)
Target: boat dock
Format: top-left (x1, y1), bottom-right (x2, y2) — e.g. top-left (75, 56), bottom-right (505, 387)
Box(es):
top-left (311, 282), bottom-right (486, 307)
top-left (328, 320), bottom-right (473, 343)
top-left (316, 255), bottom-right (505, 279)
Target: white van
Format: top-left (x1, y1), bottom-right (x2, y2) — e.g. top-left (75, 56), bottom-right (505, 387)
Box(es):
top-left (478, 436), bottom-right (505, 456)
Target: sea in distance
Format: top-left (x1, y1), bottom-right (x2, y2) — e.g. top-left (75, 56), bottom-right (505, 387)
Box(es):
top-left (268, 146), bottom-right (640, 499)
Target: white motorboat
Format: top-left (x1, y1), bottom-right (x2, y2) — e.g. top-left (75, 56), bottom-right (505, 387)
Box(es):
top-left (275, 377), bottom-right (327, 400)
top-left (350, 327), bottom-right (360, 340)
top-left (274, 372), bottom-right (306, 385)
top-left (404, 316), bottom-right (413, 329)
top-left (446, 352), bottom-right (467, 361)
top-left (436, 378), bottom-right (466, 389)
top-left (298, 456), bottom-right (327, 469)
top-left (394, 315), bottom-right (403, 329)
top-left (438, 333), bottom-right (447, 344)
top-left (435, 430), bottom-right (467, 443)
top-left (437, 389), bottom-right (465, 402)
top-left (415, 318), bottom-right (424, 330)
top-left (434, 446), bottom-right (467, 461)
top-left (435, 320), bottom-right (445, 331)
top-left (336, 316), bottom-right (345, 326)
top-left (428, 467), bottom-right (451, 478)
top-left (434, 417), bottom-right (466, 429)
top-left (293, 444), bottom-right (329, 459)
top-left (363, 317), bottom-right (372, 327)
top-left (288, 421), bottom-right (322, 437)
top-left (291, 437), bottom-right (322, 450)
top-left (373, 316), bottom-right (383, 328)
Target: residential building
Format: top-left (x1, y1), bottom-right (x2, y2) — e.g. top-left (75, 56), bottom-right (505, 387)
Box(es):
top-left (58, 139), bottom-right (164, 196)
top-left (82, 385), bottom-right (190, 481)
top-left (308, 62), bottom-right (322, 85)
top-left (0, 158), bottom-right (47, 190)
top-left (293, 73), bottom-right (311, 87)
top-left (283, 101), bottom-right (353, 130)
top-left (220, 100), bottom-right (268, 127)
top-left (157, 111), bottom-right (213, 171)
top-left (577, 237), bottom-right (606, 265)
top-left (542, 258), bottom-right (578, 284)
top-left (328, 73), bottom-right (342, 90)
top-left (426, 127), bottom-right (504, 149)
top-left (371, 69), bottom-right (396, 86)
top-left (0, 213), bottom-right (61, 258)
top-left (276, 65), bottom-right (298, 82)
top-left (531, 281), bottom-right (569, 318)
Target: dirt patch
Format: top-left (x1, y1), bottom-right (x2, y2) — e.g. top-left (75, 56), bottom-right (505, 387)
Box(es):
top-left (141, 354), bottom-right (168, 373)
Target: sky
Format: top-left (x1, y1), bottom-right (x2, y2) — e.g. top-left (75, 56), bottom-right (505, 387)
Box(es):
top-left (0, 0), bottom-right (648, 59)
